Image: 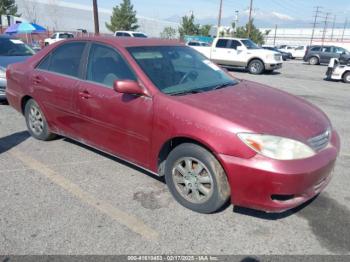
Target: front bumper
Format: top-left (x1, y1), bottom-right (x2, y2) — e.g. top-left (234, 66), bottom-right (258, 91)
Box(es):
top-left (218, 130), bottom-right (340, 213)
top-left (0, 78), bottom-right (6, 100)
top-left (265, 63), bottom-right (282, 70)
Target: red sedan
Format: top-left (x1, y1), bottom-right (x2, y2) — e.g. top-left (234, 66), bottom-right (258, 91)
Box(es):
top-left (6, 37), bottom-right (340, 213)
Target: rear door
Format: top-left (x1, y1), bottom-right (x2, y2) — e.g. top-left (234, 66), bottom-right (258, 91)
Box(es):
top-left (211, 39), bottom-right (233, 65)
top-left (33, 41), bottom-right (87, 136)
top-left (320, 46), bottom-right (334, 63)
top-left (74, 43), bottom-right (154, 167)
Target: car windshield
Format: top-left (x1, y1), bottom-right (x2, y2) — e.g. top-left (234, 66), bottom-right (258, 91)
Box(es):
top-left (128, 46), bottom-right (238, 95)
top-left (132, 33), bottom-right (147, 38)
top-left (241, 39), bottom-right (260, 49)
top-left (0, 38), bottom-right (35, 56)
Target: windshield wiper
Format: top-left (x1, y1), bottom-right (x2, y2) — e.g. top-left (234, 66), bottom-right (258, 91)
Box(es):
top-left (168, 90), bottom-right (202, 96)
top-left (212, 82), bottom-right (234, 90)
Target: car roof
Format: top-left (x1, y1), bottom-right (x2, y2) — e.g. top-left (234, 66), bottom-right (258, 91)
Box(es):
top-left (116, 31), bottom-right (146, 34)
top-left (64, 36), bottom-right (183, 48)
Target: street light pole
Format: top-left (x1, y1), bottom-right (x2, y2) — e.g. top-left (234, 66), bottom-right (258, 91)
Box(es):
top-left (93, 0), bottom-right (100, 35)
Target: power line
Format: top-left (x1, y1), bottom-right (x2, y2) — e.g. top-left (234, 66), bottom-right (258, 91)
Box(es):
top-left (321, 12), bottom-right (331, 46)
top-left (310, 6), bottom-right (322, 46)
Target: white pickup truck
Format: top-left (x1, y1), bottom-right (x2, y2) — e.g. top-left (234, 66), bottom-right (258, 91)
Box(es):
top-left (191, 37), bottom-right (283, 74)
top-left (44, 32), bottom-right (74, 46)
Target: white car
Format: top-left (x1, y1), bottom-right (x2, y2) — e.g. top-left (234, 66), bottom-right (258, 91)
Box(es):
top-left (114, 31), bottom-right (148, 38)
top-left (290, 46), bottom-right (307, 59)
top-left (44, 32), bottom-right (74, 46)
top-left (191, 37), bottom-right (283, 74)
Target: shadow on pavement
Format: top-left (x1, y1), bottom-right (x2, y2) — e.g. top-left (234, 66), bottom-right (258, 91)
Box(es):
top-left (63, 137), bottom-right (165, 184)
top-left (0, 131), bottom-right (30, 154)
top-left (233, 195), bottom-right (317, 220)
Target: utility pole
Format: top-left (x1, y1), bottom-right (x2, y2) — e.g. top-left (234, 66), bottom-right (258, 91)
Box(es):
top-left (217, 0), bottom-right (223, 36)
top-left (341, 18), bottom-right (348, 41)
top-left (93, 0), bottom-right (100, 35)
top-left (247, 0), bottom-right (253, 38)
top-left (273, 24), bottom-right (278, 46)
top-left (321, 12), bottom-right (331, 46)
top-left (330, 15), bottom-right (336, 40)
top-left (310, 6), bottom-right (322, 45)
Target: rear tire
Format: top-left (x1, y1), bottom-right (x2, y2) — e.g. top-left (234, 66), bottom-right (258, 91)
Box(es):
top-left (248, 59), bottom-right (265, 74)
top-left (24, 99), bottom-right (56, 141)
top-left (165, 143), bottom-right (231, 213)
top-left (343, 72), bottom-right (350, 83)
top-left (309, 56), bottom-right (319, 65)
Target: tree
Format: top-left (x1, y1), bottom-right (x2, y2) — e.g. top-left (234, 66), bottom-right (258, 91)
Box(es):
top-left (0, 0), bottom-right (20, 26)
top-left (235, 20), bottom-right (266, 45)
top-left (0, 0), bottom-right (19, 17)
top-left (106, 0), bottom-right (139, 32)
top-left (178, 13), bottom-right (200, 37)
top-left (199, 24), bottom-right (212, 36)
top-left (160, 26), bottom-right (177, 39)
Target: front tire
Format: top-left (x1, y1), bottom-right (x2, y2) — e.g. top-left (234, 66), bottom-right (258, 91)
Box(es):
top-left (165, 143), bottom-right (230, 213)
top-left (248, 59), bottom-right (265, 74)
top-left (343, 72), bottom-right (350, 83)
top-left (24, 99), bottom-right (56, 141)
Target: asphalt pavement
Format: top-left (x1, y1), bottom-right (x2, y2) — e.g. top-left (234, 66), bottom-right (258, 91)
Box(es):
top-left (0, 60), bottom-right (349, 255)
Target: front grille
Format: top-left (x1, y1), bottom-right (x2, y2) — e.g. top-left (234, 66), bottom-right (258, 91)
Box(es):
top-left (307, 129), bottom-right (331, 152)
top-left (274, 54), bottom-right (282, 61)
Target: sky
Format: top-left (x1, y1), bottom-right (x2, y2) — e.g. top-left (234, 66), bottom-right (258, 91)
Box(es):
top-left (67, 0), bottom-right (350, 24)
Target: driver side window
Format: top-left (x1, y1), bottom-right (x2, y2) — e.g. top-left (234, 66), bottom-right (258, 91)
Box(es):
top-left (86, 43), bottom-right (136, 88)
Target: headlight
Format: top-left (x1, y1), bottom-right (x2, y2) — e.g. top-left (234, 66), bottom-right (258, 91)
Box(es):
top-left (237, 133), bottom-right (315, 160)
top-left (0, 67), bottom-right (5, 79)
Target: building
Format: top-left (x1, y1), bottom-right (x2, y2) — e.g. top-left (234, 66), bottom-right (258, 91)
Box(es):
top-left (15, 0), bottom-right (179, 37)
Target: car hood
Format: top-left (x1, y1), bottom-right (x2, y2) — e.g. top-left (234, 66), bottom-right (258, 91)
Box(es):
top-left (0, 56), bottom-right (32, 69)
top-left (173, 81), bottom-right (330, 142)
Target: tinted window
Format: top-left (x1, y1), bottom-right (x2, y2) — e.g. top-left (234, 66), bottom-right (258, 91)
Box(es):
top-left (116, 32), bottom-right (123, 36)
top-left (216, 39), bottom-right (229, 48)
top-left (86, 44), bottom-right (136, 87)
top-left (132, 33), bottom-right (147, 38)
top-left (0, 38), bottom-right (35, 56)
top-left (322, 46), bottom-right (332, 53)
top-left (334, 47), bottom-right (347, 54)
top-left (123, 33), bottom-right (131, 37)
top-left (311, 46), bottom-right (321, 52)
top-left (229, 40), bottom-right (242, 49)
top-left (38, 42), bottom-right (85, 77)
top-left (188, 42), bottom-right (200, 46)
top-left (59, 33), bottom-right (74, 39)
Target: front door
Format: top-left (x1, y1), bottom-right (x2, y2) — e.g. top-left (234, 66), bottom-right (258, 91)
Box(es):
top-left (75, 43), bottom-right (154, 168)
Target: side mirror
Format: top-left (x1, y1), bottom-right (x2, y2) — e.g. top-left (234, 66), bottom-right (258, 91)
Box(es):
top-left (113, 80), bottom-right (145, 96)
top-left (237, 46), bottom-right (244, 52)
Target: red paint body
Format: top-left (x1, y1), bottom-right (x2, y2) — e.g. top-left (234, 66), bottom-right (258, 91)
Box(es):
top-left (6, 37), bottom-right (340, 212)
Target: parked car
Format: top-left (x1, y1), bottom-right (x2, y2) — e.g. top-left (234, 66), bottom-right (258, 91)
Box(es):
top-left (190, 37), bottom-right (283, 74)
top-left (0, 35), bottom-right (35, 100)
top-left (304, 45), bottom-right (350, 65)
top-left (6, 37), bottom-right (340, 214)
top-left (278, 45), bottom-right (297, 54)
top-left (186, 41), bottom-right (210, 47)
top-left (291, 45), bottom-right (308, 59)
top-left (44, 32), bottom-right (74, 46)
top-left (325, 58), bottom-right (350, 83)
top-left (262, 46), bottom-right (292, 61)
top-left (115, 31), bottom-right (148, 38)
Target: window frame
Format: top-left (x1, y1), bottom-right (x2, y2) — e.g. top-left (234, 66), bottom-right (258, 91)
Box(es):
top-left (35, 41), bottom-right (88, 80)
top-left (80, 41), bottom-right (139, 89)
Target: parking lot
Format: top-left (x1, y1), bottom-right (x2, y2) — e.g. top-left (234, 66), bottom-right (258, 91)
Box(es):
top-left (0, 60), bottom-right (349, 255)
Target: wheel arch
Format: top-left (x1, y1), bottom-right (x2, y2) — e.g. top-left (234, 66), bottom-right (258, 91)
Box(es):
top-left (342, 70), bottom-right (350, 81)
top-left (157, 136), bottom-right (224, 177)
top-left (21, 95), bottom-right (33, 115)
top-left (247, 57), bottom-right (265, 67)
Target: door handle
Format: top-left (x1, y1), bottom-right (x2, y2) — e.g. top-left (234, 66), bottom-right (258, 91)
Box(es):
top-left (79, 90), bottom-right (92, 99)
top-left (32, 75), bottom-right (42, 84)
